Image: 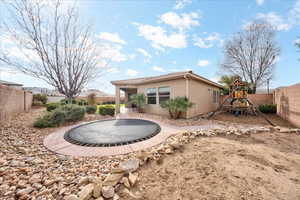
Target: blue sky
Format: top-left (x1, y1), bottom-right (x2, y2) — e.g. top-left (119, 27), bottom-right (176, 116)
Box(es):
top-left (1, 0), bottom-right (300, 94)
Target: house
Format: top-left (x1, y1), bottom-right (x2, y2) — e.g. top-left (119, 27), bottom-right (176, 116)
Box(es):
top-left (111, 71), bottom-right (223, 118)
top-left (0, 80), bottom-right (23, 90)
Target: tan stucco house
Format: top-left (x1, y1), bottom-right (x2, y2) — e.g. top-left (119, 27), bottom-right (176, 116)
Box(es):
top-left (111, 71), bottom-right (223, 118)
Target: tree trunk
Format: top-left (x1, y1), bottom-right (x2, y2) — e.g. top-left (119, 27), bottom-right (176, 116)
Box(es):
top-left (252, 85), bottom-right (257, 94)
top-left (169, 110), bottom-right (174, 119)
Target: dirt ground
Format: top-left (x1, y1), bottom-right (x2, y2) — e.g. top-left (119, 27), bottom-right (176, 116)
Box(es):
top-left (135, 131), bottom-right (300, 200)
top-left (211, 112), bottom-right (295, 127)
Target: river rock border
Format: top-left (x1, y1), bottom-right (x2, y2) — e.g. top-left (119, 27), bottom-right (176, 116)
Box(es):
top-left (63, 126), bottom-right (300, 200)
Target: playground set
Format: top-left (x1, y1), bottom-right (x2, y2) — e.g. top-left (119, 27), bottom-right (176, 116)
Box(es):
top-left (208, 78), bottom-right (275, 126)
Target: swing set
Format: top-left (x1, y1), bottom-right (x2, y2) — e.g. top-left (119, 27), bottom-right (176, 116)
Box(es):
top-left (208, 78), bottom-right (275, 126)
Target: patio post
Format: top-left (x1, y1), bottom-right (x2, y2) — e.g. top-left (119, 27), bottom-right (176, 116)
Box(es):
top-left (115, 85), bottom-right (120, 114)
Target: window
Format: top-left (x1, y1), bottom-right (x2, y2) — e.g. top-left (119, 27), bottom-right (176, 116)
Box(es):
top-left (213, 90), bottom-right (220, 103)
top-left (147, 88), bottom-right (157, 104)
top-left (159, 87), bottom-right (170, 104)
top-left (213, 90), bottom-right (217, 103)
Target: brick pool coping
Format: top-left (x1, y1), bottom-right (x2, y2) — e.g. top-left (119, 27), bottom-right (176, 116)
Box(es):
top-left (43, 116), bottom-right (183, 157)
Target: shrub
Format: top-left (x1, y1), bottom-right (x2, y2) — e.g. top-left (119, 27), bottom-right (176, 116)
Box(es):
top-left (33, 94), bottom-right (48, 105)
top-left (99, 105), bottom-right (115, 116)
top-left (259, 104), bottom-right (277, 114)
top-left (78, 99), bottom-right (88, 106)
top-left (32, 101), bottom-right (43, 106)
top-left (33, 110), bottom-right (65, 128)
top-left (130, 93), bottom-right (145, 113)
top-left (46, 102), bottom-right (60, 111)
top-left (87, 93), bottom-right (96, 105)
top-left (160, 97), bottom-right (193, 119)
top-left (102, 101), bottom-right (115, 105)
top-left (60, 98), bottom-right (78, 105)
top-left (86, 105), bottom-right (97, 114)
top-left (59, 104), bottom-right (85, 122)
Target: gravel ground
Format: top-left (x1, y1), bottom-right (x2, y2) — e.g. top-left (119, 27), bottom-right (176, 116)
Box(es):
top-left (135, 131), bottom-right (300, 200)
top-left (0, 108), bottom-right (298, 200)
top-left (0, 108), bottom-right (131, 199)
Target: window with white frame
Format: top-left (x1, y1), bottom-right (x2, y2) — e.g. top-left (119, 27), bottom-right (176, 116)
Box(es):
top-left (159, 86), bottom-right (170, 104)
top-left (147, 88), bottom-right (157, 104)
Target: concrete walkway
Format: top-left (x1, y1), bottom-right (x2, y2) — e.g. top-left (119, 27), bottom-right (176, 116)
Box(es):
top-left (44, 112), bottom-right (226, 157)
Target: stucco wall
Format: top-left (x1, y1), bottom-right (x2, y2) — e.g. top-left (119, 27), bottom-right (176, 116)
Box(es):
top-left (137, 79), bottom-right (187, 117)
top-left (0, 85), bottom-right (32, 121)
top-left (274, 83), bottom-right (300, 128)
top-left (220, 94), bottom-right (274, 106)
top-left (47, 96), bottom-right (65, 103)
top-left (77, 96), bottom-right (124, 104)
top-left (188, 79), bottom-right (220, 118)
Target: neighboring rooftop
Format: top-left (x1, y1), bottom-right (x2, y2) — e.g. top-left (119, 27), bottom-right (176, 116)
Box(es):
top-left (78, 89), bottom-right (114, 97)
top-left (23, 87), bottom-right (64, 96)
top-left (0, 80), bottom-right (23, 86)
top-left (111, 71), bottom-right (223, 88)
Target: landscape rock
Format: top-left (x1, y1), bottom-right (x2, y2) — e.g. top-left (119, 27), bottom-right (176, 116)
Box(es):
top-left (93, 183), bottom-right (102, 198)
top-left (102, 186), bottom-right (115, 198)
top-left (64, 194), bottom-right (79, 200)
top-left (16, 187), bottom-right (33, 197)
top-left (121, 177), bottom-right (130, 188)
top-left (78, 183), bottom-right (93, 200)
top-left (78, 177), bottom-right (89, 186)
top-left (103, 173), bottom-right (124, 186)
top-left (113, 159), bottom-right (140, 173)
top-left (129, 173), bottom-right (138, 186)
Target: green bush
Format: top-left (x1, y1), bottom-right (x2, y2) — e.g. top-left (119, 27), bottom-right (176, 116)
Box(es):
top-left (78, 99), bottom-right (88, 106)
top-left (32, 101), bottom-right (44, 106)
top-left (258, 104), bottom-right (277, 114)
top-left (46, 102), bottom-right (60, 111)
top-left (34, 104), bottom-right (85, 128)
top-left (33, 110), bottom-right (65, 128)
top-left (160, 97), bottom-right (193, 119)
top-left (99, 105), bottom-right (115, 116)
top-left (86, 105), bottom-right (97, 114)
top-left (33, 94), bottom-right (48, 105)
top-left (60, 98), bottom-right (78, 105)
top-left (59, 104), bottom-right (85, 122)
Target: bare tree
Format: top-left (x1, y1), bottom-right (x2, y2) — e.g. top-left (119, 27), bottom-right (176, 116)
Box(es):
top-left (0, 0), bottom-right (105, 99)
top-left (221, 20), bottom-right (280, 93)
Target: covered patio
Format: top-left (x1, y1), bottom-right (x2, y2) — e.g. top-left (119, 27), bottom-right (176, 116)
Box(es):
top-left (115, 85), bottom-right (137, 114)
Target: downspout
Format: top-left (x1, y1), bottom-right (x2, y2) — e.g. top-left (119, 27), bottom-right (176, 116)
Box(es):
top-left (184, 74), bottom-right (190, 118)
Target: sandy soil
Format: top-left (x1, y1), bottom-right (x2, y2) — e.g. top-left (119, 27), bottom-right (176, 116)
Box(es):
top-left (134, 131), bottom-right (300, 200)
top-left (212, 112), bottom-right (294, 127)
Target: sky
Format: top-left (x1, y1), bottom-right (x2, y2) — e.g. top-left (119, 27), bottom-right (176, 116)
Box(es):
top-left (0, 0), bottom-right (300, 94)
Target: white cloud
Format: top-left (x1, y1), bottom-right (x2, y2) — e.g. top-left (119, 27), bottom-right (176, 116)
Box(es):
top-left (256, 12), bottom-right (291, 31)
top-left (97, 32), bottom-right (126, 45)
top-left (136, 48), bottom-right (152, 63)
top-left (134, 23), bottom-right (187, 50)
top-left (126, 69), bottom-right (139, 76)
top-left (106, 67), bottom-right (119, 74)
top-left (128, 53), bottom-right (136, 60)
top-left (97, 43), bottom-right (127, 62)
top-left (193, 33), bottom-right (223, 48)
top-left (197, 60), bottom-right (210, 67)
top-left (173, 0), bottom-right (192, 10)
top-left (152, 66), bottom-right (165, 72)
top-left (256, 0), bottom-right (264, 6)
top-left (159, 11), bottom-right (200, 31)
top-left (136, 48), bottom-right (151, 58)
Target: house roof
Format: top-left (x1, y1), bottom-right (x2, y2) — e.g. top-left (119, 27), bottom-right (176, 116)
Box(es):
top-left (0, 80), bottom-right (23, 86)
top-left (111, 71), bottom-right (223, 89)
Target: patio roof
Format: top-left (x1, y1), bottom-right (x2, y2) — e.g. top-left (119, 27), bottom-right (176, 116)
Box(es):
top-left (111, 71), bottom-right (223, 89)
